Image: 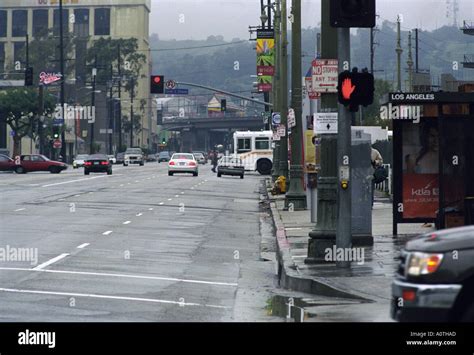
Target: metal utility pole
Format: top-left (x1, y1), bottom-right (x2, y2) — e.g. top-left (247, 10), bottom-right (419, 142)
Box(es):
top-left (278, 0), bottom-right (289, 181)
top-left (130, 77), bottom-right (135, 148)
top-left (117, 44), bottom-right (123, 150)
top-left (396, 15), bottom-right (403, 91)
top-left (89, 57), bottom-right (97, 154)
top-left (415, 28), bottom-right (419, 73)
top-left (271, 0), bottom-right (282, 181)
top-left (370, 28), bottom-right (374, 74)
top-left (407, 31), bottom-right (414, 91)
top-left (59, 0), bottom-right (66, 161)
top-left (336, 28), bottom-right (352, 268)
top-left (38, 84), bottom-right (44, 154)
top-left (306, 0), bottom-right (338, 264)
top-left (285, 0), bottom-right (306, 210)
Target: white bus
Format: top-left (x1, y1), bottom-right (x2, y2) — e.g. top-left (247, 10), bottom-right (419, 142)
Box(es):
top-left (233, 130), bottom-right (273, 175)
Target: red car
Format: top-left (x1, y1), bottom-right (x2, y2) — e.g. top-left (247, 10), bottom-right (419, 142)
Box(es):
top-left (0, 154), bottom-right (15, 172)
top-left (14, 154), bottom-right (67, 174)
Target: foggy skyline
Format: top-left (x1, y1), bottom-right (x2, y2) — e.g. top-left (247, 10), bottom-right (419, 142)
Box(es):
top-left (150, 0), bottom-right (473, 40)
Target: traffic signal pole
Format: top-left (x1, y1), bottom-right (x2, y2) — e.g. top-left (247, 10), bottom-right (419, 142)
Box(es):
top-left (278, 0), bottom-right (289, 183)
top-left (336, 27), bottom-right (352, 268)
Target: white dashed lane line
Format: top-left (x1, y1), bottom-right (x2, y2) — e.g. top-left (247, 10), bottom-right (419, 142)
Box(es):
top-left (159, 202), bottom-right (164, 205)
top-left (148, 208), bottom-right (153, 211)
top-left (167, 198), bottom-right (172, 201)
top-left (14, 208), bottom-right (26, 212)
top-left (136, 213), bottom-right (143, 217)
top-left (33, 253), bottom-right (69, 271)
top-left (123, 221), bottom-right (131, 225)
top-left (76, 243), bottom-right (90, 249)
top-left (102, 231), bottom-right (113, 236)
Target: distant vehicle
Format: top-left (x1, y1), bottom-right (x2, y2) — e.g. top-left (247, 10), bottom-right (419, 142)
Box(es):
top-left (233, 130), bottom-right (273, 175)
top-left (84, 154), bottom-right (112, 175)
top-left (124, 148), bottom-right (144, 166)
top-left (73, 154), bottom-right (89, 168)
top-left (146, 153), bottom-right (157, 162)
top-left (14, 154), bottom-right (67, 174)
top-left (391, 226), bottom-right (474, 322)
top-left (116, 152), bottom-right (125, 164)
top-left (107, 155), bottom-right (117, 164)
top-left (217, 156), bottom-right (244, 179)
top-left (0, 154), bottom-right (15, 172)
top-left (168, 153), bottom-right (198, 176)
top-left (193, 152), bottom-right (206, 164)
top-left (157, 151), bottom-right (171, 163)
top-left (193, 151), bottom-right (208, 160)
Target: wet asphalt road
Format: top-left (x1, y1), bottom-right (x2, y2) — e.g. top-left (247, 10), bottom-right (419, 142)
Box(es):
top-left (0, 162), bottom-right (278, 322)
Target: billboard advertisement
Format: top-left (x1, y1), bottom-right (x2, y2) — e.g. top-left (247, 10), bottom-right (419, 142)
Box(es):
top-left (402, 120), bottom-right (439, 218)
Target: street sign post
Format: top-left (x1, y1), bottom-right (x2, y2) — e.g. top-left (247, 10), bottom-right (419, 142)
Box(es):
top-left (165, 80), bottom-right (176, 90)
top-left (314, 112), bottom-right (338, 134)
top-left (312, 59), bottom-right (338, 93)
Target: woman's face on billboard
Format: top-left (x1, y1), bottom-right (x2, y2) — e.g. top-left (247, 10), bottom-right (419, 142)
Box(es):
top-left (427, 127), bottom-right (439, 152)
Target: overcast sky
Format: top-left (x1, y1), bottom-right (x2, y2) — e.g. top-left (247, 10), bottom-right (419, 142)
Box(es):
top-left (150, 0), bottom-right (473, 40)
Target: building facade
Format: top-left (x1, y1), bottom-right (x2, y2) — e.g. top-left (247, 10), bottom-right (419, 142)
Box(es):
top-left (0, 0), bottom-right (154, 158)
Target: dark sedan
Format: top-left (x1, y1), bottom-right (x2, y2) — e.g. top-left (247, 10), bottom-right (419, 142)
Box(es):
top-left (0, 154), bottom-right (15, 172)
top-left (217, 156), bottom-right (244, 179)
top-left (84, 154), bottom-right (112, 175)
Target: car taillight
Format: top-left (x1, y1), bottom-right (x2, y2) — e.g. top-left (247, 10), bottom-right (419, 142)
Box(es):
top-left (84, 162), bottom-right (92, 166)
top-left (100, 161), bottom-right (109, 165)
top-left (169, 161), bottom-right (175, 165)
top-left (188, 161), bottom-right (196, 166)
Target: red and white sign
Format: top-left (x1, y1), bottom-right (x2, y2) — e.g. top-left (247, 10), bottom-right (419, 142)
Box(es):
top-left (312, 59), bottom-right (338, 93)
top-left (39, 72), bottom-right (62, 85)
top-left (53, 139), bottom-right (62, 149)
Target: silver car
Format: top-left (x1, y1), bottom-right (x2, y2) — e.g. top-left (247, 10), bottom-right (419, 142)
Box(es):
top-left (168, 153), bottom-right (198, 176)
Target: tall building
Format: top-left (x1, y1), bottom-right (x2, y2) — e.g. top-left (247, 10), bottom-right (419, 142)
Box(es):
top-left (0, 0), bottom-right (155, 158)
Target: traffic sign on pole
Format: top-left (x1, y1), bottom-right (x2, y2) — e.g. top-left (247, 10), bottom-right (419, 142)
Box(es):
top-left (312, 59), bottom-right (338, 93)
top-left (53, 139), bottom-right (62, 149)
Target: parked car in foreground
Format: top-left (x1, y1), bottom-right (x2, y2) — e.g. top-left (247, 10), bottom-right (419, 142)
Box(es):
top-left (0, 154), bottom-right (15, 171)
top-left (157, 151), bottom-right (171, 163)
top-left (73, 154), bottom-right (89, 168)
top-left (14, 154), bottom-right (67, 174)
top-left (84, 154), bottom-right (112, 175)
top-left (217, 156), bottom-right (244, 179)
top-left (168, 153), bottom-right (198, 176)
top-left (391, 226), bottom-right (474, 322)
top-left (124, 148), bottom-right (144, 166)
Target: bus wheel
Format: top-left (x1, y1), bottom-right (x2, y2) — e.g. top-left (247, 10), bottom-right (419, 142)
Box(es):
top-left (257, 159), bottom-right (272, 175)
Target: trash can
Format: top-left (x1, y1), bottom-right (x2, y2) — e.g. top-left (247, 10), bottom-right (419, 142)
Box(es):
top-left (465, 197), bottom-right (474, 225)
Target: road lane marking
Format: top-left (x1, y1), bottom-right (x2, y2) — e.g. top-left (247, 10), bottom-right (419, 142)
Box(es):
top-left (14, 208), bottom-right (26, 212)
top-left (135, 180), bottom-right (139, 183)
top-left (120, 184), bottom-right (124, 187)
top-left (88, 192), bottom-right (94, 194)
top-left (0, 287), bottom-right (229, 309)
top-left (42, 176), bottom-right (107, 187)
top-left (102, 231), bottom-right (113, 235)
top-left (0, 267), bottom-right (238, 287)
top-left (159, 202), bottom-right (164, 205)
top-left (136, 213), bottom-right (143, 216)
top-left (77, 243), bottom-right (90, 249)
top-left (123, 221), bottom-right (131, 225)
top-left (148, 208), bottom-right (153, 211)
top-left (167, 198), bottom-right (172, 201)
top-left (33, 253), bottom-right (69, 270)
top-left (175, 195), bottom-right (179, 197)
top-left (181, 192), bottom-right (184, 194)
top-left (74, 194), bottom-right (81, 197)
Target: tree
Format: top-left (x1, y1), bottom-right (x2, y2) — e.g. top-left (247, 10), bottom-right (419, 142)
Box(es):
top-left (0, 88), bottom-right (55, 156)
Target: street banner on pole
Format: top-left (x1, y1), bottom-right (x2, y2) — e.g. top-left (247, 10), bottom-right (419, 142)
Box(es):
top-left (256, 29), bottom-right (274, 92)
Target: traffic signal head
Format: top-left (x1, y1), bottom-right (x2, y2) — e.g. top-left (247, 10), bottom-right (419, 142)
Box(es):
top-left (150, 75), bottom-right (164, 94)
top-left (337, 69), bottom-right (375, 111)
top-left (221, 99), bottom-right (227, 112)
top-left (330, 0), bottom-right (376, 28)
top-left (53, 132), bottom-right (59, 139)
top-left (25, 67), bottom-right (33, 86)
top-left (162, 137), bottom-right (166, 144)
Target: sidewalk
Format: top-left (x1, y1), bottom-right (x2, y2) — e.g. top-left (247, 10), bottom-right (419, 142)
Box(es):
top-left (265, 180), bottom-right (435, 303)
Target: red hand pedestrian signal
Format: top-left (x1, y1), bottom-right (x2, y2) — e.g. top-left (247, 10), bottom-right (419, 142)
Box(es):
top-left (342, 78), bottom-right (356, 100)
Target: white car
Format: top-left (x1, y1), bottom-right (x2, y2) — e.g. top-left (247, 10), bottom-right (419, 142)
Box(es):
top-left (73, 154), bottom-right (89, 168)
top-left (168, 153), bottom-right (198, 176)
top-left (107, 155), bottom-right (117, 164)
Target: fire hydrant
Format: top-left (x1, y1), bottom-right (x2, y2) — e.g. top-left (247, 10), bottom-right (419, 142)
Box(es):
top-left (272, 175), bottom-right (286, 195)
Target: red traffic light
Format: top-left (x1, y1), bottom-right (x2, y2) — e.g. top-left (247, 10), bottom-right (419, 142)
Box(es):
top-left (150, 75), bottom-right (164, 94)
top-left (153, 76), bottom-right (161, 84)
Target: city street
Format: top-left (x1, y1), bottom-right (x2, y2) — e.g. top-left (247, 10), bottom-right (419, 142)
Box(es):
top-left (0, 164), bottom-right (277, 321)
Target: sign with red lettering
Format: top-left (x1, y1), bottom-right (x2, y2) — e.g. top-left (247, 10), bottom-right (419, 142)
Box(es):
top-left (312, 59), bottom-right (338, 93)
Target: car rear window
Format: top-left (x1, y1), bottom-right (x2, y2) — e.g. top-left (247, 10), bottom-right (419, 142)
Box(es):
top-left (172, 154), bottom-right (194, 160)
top-left (88, 154), bottom-right (107, 160)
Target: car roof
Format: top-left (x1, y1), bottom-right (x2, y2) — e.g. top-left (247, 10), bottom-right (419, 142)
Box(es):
top-left (88, 154), bottom-right (108, 159)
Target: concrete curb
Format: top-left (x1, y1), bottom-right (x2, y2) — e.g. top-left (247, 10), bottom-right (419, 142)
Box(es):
top-left (263, 179), bottom-right (369, 302)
